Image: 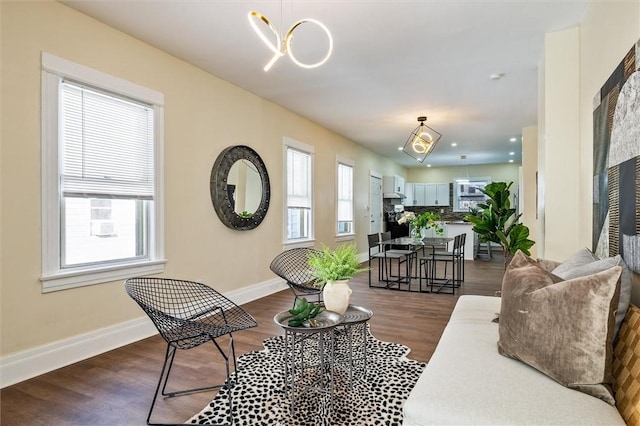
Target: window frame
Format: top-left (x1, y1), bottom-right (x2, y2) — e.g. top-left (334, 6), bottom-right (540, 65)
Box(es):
top-left (335, 157), bottom-right (355, 241)
top-left (283, 137), bottom-right (314, 248)
top-left (40, 52), bottom-right (165, 292)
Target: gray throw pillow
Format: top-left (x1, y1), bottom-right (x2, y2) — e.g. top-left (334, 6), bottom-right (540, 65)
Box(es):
top-left (552, 251), bottom-right (631, 338)
top-left (499, 251), bottom-right (621, 405)
top-left (550, 247), bottom-right (598, 277)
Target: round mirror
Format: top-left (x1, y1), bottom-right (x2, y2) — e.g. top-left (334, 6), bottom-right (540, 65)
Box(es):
top-left (210, 145), bottom-right (270, 230)
top-left (228, 159), bottom-right (262, 216)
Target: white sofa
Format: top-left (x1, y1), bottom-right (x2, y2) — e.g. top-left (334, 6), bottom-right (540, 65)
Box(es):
top-left (403, 295), bottom-right (625, 425)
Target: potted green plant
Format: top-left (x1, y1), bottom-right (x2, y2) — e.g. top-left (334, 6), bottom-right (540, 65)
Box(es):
top-left (307, 243), bottom-right (368, 314)
top-left (463, 181), bottom-right (534, 268)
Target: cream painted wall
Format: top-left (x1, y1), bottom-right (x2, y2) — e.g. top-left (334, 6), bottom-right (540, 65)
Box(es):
top-left (578, 0), bottom-right (640, 303)
top-left (537, 49), bottom-right (547, 258)
top-left (521, 126), bottom-right (538, 258)
top-left (578, 1), bottom-right (640, 251)
top-left (406, 163), bottom-right (521, 187)
top-left (0, 2), bottom-right (405, 357)
top-left (540, 27), bottom-right (581, 261)
top-left (539, 2), bottom-right (639, 262)
top-left (0, 1), bottom-right (4, 350)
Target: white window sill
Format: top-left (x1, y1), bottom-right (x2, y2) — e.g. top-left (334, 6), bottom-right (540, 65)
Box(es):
top-left (335, 233), bottom-right (355, 242)
top-left (40, 259), bottom-right (167, 293)
top-left (283, 239), bottom-right (316, 250)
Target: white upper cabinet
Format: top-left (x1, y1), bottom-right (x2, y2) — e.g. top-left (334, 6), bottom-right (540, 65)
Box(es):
top-left (404, 182), bottom-right (450, 206)
top-left (429, 183), bottom-right (450, 206)
top-left (403, 183), bottom-right (414, 206)
top-left (383, 175), bottom-right (405, 196)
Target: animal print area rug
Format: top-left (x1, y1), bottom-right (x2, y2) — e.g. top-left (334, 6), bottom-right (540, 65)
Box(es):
top-left (187, 327), bottom-right (425, 426)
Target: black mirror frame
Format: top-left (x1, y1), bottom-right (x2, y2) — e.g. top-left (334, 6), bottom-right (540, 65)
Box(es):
top-left (210, 145), bottom-right (270, 230)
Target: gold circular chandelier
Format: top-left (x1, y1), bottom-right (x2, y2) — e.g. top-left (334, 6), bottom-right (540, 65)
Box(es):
top-left (248, 11), bottom-right (333, 72)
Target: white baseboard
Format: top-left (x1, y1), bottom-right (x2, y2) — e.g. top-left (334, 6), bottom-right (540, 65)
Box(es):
top-left (0, 278), bottom-right (287, 389)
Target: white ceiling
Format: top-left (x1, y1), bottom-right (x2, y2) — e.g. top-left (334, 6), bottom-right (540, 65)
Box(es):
top-left (60, 0), bottom-right (588, 168)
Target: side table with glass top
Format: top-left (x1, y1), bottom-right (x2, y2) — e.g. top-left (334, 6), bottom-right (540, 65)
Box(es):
top-left (274, 304), bottom-right (373, 420)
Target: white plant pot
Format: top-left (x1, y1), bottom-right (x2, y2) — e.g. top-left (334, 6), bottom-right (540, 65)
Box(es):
top-left (323, 279), bottom-right (352, 315)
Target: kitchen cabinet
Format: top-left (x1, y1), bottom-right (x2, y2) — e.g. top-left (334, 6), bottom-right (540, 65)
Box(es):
top-left (405, 182), bottom-right (450, 206)
top-left (426, 183), bottom-right (450, 206)
top-left (383, 175), bottom-right (405, 196)
top-left (404, 182), bottom-right (426, 206)
top-left (402, 182), bottom-right (417, 206)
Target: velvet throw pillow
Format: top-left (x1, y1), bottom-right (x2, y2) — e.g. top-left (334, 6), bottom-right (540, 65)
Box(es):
top-left (498, 251), bottom-right (622, 405)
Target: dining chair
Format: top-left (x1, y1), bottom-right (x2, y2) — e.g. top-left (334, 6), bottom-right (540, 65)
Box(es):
top-left (383, 231), bottom-right (417, 282)
top-left (124, 277), bottom-right (258, 425)
top-left (368, 233), bottom-right (387, 286)
top-left (269, 247), bottom-right (323, 306)
top-left (428, 234), bottom-right (465, 294)
top-left (368, 232), bottom-right (412, 289)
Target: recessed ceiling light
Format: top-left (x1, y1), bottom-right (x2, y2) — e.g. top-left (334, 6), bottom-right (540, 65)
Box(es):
top-left (451, 142), bottom-right (457, 147)
top-left (509, 159), bottom-right (514, 163)
top-left (490, 73), bottom-right (506, 80)
top-left (426, 164), bottom-right (431, 168)
top-left (398, 146), bottom-right (403, 150)
top-left (510, 137), bottom-right (517, 142)
top-left (509, 152), bottom-right (515, 155)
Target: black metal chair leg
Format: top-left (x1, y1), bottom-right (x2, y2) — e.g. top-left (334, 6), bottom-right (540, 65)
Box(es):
top-left (147, 345), bottom-right (174, 425)
top-left (147, 341), bottom-right (235, 426)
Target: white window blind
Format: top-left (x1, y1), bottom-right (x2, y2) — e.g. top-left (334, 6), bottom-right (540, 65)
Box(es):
top-left (287, 148), bottom-right (311, 208)
top-left (285, 143), bottom-right (313, 242)
top-left (337, 163), bottom-right (353, 222)
top-left (61, 81), bottom-right (154, 200)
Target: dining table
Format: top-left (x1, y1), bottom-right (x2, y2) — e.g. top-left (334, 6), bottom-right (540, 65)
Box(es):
top-left (379, 236), bottom-right (453, 292)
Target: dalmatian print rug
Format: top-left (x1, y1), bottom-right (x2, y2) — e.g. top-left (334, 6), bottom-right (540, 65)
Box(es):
top-left (188, 328), bottom-right (425, 425)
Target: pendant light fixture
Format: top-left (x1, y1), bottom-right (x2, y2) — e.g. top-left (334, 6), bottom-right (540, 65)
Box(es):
top-left (402, 116), bottom-right (442, 163)
top-left (248, 10), bottom-right (333, 71)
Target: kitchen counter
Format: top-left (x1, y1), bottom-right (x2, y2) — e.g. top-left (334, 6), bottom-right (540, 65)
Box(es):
top-left (445, 222), bottom-right (475, 260)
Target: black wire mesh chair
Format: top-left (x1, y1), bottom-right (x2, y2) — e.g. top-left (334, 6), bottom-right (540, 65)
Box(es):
top-left (269, 247), bottom-right (323, 306)
top-left (124, 277), bottom-right (258, 426)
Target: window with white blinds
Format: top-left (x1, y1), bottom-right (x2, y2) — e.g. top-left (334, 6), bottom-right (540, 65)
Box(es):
top-left (337, 162), bottom-right (354, 235)
top-left (40, 53), bottom-right (165, 292)
top-left (60, 81), bottom-right (155, 200)
top-left (285, 143), bottom-right (313, 242)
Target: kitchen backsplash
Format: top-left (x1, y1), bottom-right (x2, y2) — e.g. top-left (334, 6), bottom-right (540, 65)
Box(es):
top-left (383, 183), bottom-right (469, 222)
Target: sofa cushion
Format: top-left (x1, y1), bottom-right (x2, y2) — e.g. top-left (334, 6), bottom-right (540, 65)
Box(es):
top-left (552, 250), bottom-right (631, 338)
top-left (403, 295), bottom-right (625, 425)
top-left (498, 251), bottom-right (621, 405)
top-left (613, 304), bottom-right (640, 424)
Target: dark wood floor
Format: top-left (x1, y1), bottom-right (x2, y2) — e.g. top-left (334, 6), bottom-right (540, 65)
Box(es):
top-left (1, 253), bottom-right (505, 426)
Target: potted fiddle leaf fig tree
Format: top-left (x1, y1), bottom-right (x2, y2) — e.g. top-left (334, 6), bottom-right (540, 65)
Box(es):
top-left (463, 181), bottom-right (534, 269)
top-left (307, 243), bottom-right (368, 315)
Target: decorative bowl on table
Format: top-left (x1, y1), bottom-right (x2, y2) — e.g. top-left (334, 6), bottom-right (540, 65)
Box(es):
top-left (274, 309), bottom-right (343, 331)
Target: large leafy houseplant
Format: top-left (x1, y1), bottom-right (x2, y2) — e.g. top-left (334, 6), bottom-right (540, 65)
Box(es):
top-left (463, 181), bottom-right (534, 268)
